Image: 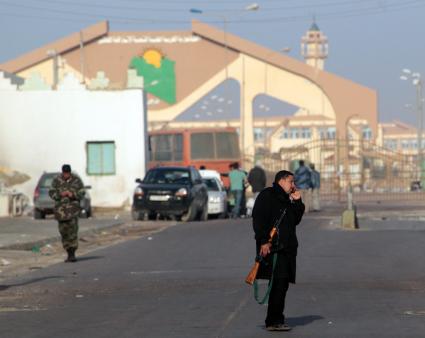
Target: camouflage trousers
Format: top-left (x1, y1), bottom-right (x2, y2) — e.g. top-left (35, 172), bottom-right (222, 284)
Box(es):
top-left (58, 217), bottom-right (79, 250)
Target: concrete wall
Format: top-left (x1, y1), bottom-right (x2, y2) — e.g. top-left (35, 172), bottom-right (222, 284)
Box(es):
top-left (0, 73), bottom-right (147, 208)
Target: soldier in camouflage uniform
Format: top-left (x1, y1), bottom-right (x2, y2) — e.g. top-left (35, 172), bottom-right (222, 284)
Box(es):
top-left (49, 164), bottom-right (86, 262)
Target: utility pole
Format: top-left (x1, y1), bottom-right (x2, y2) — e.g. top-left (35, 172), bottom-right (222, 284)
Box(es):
top-left (401, 70), bottom-right (423, 183)
top-left (47, 49), bottom-right (58, 89)
top-left (79, 31), bottom-right (86, 84)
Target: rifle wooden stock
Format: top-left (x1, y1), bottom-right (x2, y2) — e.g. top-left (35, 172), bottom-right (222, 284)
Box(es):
top-left (245, 227), bottom-right (278, 285)
top-left (245, 261), bottom-right (260, 285)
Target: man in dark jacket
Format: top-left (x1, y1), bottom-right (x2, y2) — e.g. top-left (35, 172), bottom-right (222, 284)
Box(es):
top-left (252, 170), bottom-right (305, 331)
top-left (295, 160), bottom-right (312, 213)
top-left (247, 165), bottom-right (267, 196)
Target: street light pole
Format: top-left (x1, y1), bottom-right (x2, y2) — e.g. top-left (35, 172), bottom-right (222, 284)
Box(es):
top-left (264, 47), bottom-right (291, 94)
top-left (401, 69), bottom-right (423, 182)
top-left (47, 49), bottom-right (58, 89)
top-left (415, 77), bottom-right (423, 180)
top-left (190, 3), bottom-right (259, 81)
top-left (189, 4), bottom-right (259, 167)
top-left (345, 114), bottom-right (359, 189)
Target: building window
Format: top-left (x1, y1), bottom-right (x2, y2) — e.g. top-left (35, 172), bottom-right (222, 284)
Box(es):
top-left (86, 141), bottom-right (116, 175)
top-left (301, 127), bottom-right (311, 139)
top-left (280, 127), bottom-right (311, 139)
top-left (384, 139), bottom-right (398, 150)
top-left (400, 139), bottom-right (417, 150)
top-left (362, 127), bottom-right (372, 140)
top-left (319, 127), bottom-right (336, 140)
top-left (254, 128), bottom-right (264, 142)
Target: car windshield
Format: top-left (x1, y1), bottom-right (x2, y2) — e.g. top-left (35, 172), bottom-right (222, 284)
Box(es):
top-left (38, 173), bottom-right (83, 188)
top-left (38, 174), bottom-right (57, 188)
top-left (144, 169), bottom-right (190, 184)
top-left (202, 178), bottom-right (220, 191)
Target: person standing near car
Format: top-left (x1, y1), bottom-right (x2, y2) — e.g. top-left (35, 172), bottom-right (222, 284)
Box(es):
top-left (229, 162), bottom-right (247, 218)
top-left (49, 164), bottom-right (85, 262)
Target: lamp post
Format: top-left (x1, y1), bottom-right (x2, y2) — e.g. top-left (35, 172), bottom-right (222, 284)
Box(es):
top-left (264, 47), bottom-right (291, 93)
top-left (344, 114), bottom-right (359, 190)
top-left (190, 3), bottom-right (259, 80)
top-left (190, 4), bottom-right (259, 167)
top-left (401, 69), bottom-right (424, 182)
top-left (47, 49), bottom-right (58, 89)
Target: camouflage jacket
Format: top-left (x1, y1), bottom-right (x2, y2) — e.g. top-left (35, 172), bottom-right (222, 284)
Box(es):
top-left (49, 174), bottom-right (85, 221)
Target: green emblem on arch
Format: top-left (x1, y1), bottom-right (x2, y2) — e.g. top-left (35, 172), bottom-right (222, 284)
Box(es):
top-left (129, 49), bottom-right (176, 104)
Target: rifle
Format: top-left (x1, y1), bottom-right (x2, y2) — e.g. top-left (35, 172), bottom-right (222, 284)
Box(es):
top-left (245, 208), bottom-right (287, 285)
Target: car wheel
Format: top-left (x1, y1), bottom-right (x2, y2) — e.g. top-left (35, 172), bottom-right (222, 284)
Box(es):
top-left (147, 212), bottom-right (157, 221)
top-left (180, 203), bottom-right (196, 222)
top-left (34, 209), bottom-right (45, 220)
top-left (198, 203), bottom-right (208, 221)
top-left (79, 209), bottom-right (89, 219)
top-left (132, 209), bottom-right (144, 221)
top-left (218, 211), bottom-right (227, 219)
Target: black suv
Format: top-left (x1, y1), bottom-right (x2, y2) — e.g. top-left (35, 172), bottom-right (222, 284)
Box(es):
top-left (33, 172), bottom-right (92, 219)
top-left (132, 166), bottom-right (208, 222)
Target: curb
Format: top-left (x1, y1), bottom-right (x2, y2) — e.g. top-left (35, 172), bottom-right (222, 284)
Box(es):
top-left (0, 220), bottom-right (126, 251)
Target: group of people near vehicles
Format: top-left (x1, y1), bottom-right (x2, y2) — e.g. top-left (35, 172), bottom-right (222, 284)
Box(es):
top-left (225, 159), bottom-right (321, 218)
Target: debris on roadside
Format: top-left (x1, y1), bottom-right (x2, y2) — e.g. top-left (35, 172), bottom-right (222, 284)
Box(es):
top-left (31, 246), bottom-right (40, 253)
top-left (1, 258), bottom-right (11, 266)
top-left (40, 244), bottom-right (54, 256)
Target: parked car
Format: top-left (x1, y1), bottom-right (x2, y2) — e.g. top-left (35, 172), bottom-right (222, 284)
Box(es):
top-left (33, 172), bottom-right (92, 219)
top-left (199, 170), bottom-right (228, 218)
top-left (132, 166), bottom-right (208, 222)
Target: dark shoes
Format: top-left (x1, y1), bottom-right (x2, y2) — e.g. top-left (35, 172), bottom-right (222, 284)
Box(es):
top-left (266, 323), bottom-right (292, 331)
top-left (65, 248), bottom-right (77, 263)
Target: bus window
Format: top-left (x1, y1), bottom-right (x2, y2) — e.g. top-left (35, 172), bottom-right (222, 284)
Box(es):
top-left (216, 132), bottom-right (240, 159)
top-left (174, 134), bottom-right (183, 161)
top-left (150, 134), bottom-right (183, 161)
top-left (190, 133), bottom-right (215, 160)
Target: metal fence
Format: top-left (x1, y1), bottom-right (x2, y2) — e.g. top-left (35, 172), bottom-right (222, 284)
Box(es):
top-left (258, 139), bottom-right (425, 202)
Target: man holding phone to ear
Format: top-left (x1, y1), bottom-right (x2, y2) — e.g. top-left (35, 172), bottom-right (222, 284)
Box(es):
top-left (252, 170), bottom-right (305, 331)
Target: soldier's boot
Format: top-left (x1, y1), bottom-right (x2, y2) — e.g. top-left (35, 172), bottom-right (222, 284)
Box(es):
top-left (65, 248), bottom-right (77, 263)
top-left (69, 248), bottom-right (77, 262)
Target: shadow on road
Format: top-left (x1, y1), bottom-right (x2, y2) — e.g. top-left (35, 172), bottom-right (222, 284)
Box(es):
top-left (286, 315), bottom-right (324, 327)
top-left (76, 255), bottom-right (104, 262)
top-left (0, 275), bottom-right (63, 291)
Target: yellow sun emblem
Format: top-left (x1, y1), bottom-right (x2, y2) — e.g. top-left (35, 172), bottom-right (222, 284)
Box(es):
top-left (142, 49), bottom-right (163, 68)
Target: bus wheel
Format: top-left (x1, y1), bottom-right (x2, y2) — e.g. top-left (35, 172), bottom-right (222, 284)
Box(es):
top-left (181, 203), bottom-right (196, 222)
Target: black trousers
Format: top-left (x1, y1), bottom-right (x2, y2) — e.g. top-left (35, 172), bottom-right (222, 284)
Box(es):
top-left (265, 276), bottom-right (289, 326)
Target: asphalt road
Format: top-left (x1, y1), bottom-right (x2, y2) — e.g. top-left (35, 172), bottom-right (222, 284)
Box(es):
top-left (1, 213), bottom-right (425, 338)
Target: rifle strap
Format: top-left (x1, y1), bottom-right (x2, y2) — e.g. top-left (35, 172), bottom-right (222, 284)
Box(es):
top-left (253, 252), bottom-right (278, 305)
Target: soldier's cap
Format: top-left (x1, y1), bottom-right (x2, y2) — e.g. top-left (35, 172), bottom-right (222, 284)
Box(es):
top-left (62, 164), bottom-right (72, 173)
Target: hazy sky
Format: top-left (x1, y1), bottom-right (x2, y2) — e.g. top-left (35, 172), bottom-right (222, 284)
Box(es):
top-left (1, 0), bottom-right (424, 124)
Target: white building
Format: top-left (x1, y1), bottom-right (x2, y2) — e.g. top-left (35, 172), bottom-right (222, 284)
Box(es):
top-left (0, 71), bottom-right (148, 208)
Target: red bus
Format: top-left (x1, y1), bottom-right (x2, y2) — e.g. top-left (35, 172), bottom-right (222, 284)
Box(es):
top-left (148, 127), bottom-right (241, 185)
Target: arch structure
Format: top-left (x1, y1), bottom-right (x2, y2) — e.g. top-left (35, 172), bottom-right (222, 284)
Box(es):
top-left (184, 21), bottom-right (377, 166)
top-left (0, 20), bottom-right (377, 168)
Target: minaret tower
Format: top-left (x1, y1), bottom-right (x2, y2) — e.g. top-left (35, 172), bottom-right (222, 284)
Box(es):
top-left (301, 21), bottom-right (328, 70)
